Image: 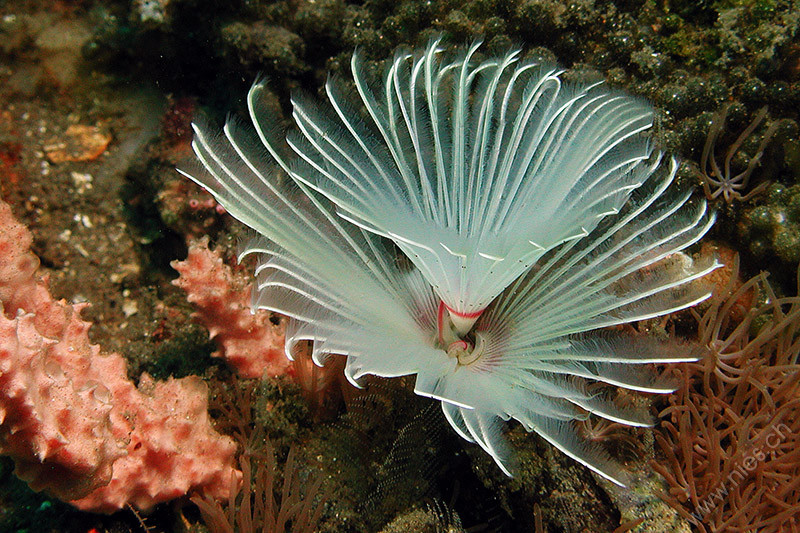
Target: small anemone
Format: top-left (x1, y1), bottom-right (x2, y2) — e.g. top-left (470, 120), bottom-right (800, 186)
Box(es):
top-left (179, 37), bottom-right (718, 486)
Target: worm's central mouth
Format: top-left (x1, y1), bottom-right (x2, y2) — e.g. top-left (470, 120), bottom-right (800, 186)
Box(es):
top-left (437, 301), bottom-right (487, 366)
top-left (447, 333), bottom-right (487, 367)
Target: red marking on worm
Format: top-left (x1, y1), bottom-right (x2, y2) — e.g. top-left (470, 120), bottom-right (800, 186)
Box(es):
top-left (442, 301), bottom-right (485, 319)
top-left (437, 300), bottom-right (446, 345)
top-left (448, 340), bottom-right (469, 351)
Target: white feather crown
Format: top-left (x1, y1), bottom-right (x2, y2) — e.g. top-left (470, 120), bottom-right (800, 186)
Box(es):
top-left (179, 37), bottom-right (718, 486)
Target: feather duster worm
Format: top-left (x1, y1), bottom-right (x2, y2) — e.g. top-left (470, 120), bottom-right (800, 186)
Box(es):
top-left (179, 38), bottom-right (718, 486)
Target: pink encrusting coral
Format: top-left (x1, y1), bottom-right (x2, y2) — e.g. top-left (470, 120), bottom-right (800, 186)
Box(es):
top-left (0, 199), bottom-right (241, 513)
top-left (172, 237), bottom-right (289, 379)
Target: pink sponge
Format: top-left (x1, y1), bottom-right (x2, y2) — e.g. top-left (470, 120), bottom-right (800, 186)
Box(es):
top-left (0, 200), bottom-right (240, 513)
top-left (172, 237), bottom-right (289, 379)
top-left (0, 309), bottom-right (123, 501)
top-left (71, 374), bottom-right (238, 512)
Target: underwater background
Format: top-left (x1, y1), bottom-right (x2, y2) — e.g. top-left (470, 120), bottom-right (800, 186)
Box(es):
top-left (0, 0), bottom-right (799, 531)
